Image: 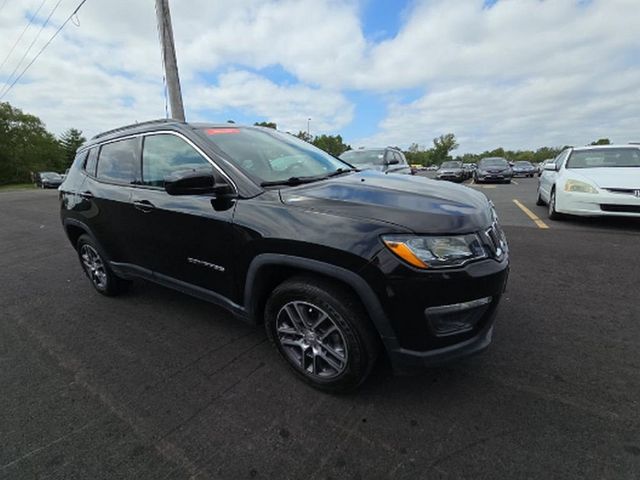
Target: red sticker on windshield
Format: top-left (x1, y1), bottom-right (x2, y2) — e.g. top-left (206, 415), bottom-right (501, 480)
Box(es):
top-left (205, 128), bottom-right (240, 135)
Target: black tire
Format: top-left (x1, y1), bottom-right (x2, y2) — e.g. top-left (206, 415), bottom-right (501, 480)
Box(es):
top-left (76, 234), bottom-right (129, 296)
top-left (536, 189), bottom-right (545, 206)
top-left (548, 188), bottom-right (562, 220)
top-left (265, 276), bottom-right (380, 393)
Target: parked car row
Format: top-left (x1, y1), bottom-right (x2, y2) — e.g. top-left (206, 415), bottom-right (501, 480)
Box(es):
top-left (536, 145), bottom-right (640, 220)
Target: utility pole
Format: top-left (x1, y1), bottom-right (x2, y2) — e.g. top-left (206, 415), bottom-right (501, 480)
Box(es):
top-left (307, 117), bottom-right (311, 139)
top-left (155, 0), bottom-right (185, 121)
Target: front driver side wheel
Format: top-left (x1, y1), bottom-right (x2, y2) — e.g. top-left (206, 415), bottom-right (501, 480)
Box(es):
top-left (548, 188), bottom-right (562, 220)
top-left (265, 276), bottom-right (379, 392)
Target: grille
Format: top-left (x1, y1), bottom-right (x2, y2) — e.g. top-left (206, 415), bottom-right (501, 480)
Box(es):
top-left (602, 188), bottom-right (640, 196)
top-left (600, 204), bottom-right (640, 214)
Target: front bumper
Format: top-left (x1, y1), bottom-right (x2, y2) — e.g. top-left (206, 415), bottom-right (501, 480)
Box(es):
top-left (476, 172), bottom-right (512, 182)
top-left (557, 190), bottom-right (640, 217)
top-left (387, 321), bottom-right (496, 374)
top-left (361, 249), bottom-right (509, 374)
top-left (437, 173), bottom-right (464, 182)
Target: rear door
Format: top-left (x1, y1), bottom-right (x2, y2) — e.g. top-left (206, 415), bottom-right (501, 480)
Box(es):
top-left (128, 132), bottom-right (236, 298)
top-left (82, 137), bottom-right (142, 263)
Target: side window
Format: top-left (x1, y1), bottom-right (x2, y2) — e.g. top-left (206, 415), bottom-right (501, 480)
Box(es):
top-left (96, 138), bottom-right (140, 184)
top-left (395, 152), bottom-right (405, 164)
top-left (142, 134), bottom-right (211, 187)
top-left (84, 148), bottom-right (98, 176)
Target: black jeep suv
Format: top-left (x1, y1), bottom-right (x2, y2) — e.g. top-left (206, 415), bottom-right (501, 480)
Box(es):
top-left (59, 120), bottom-right (509, 392)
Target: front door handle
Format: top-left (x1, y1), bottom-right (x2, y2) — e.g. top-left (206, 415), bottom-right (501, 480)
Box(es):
top-left (133, 199), bottom-right (155, 213)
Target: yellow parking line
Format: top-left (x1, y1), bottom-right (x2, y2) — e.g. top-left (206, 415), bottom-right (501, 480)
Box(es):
top-left (513, 199), bottom-right (550, 229)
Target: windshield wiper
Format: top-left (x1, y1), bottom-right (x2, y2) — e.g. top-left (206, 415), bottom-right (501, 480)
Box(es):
top-left (326, 167), bottom-right (356, 177)
top-left (260, 168), bottom-right (356, 187)
top-left (260, 176), bottom-right (324, 187)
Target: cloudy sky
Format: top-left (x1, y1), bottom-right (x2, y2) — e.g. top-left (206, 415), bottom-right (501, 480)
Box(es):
top-left (0, 0), bottom-right (638, 153)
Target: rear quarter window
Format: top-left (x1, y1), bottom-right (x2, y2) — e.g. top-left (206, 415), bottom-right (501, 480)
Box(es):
top-left (96, 138), bottom-right (140, 184)
top-left (84, 148), bottom-right (98, 176)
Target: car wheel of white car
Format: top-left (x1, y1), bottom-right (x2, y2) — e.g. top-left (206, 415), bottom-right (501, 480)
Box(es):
top-left (536, 189), bottom-right (544, 206)
top-left (548, 188), bottom-right (562, 220)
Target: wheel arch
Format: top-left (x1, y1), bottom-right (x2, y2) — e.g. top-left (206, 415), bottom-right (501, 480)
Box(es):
top-left (63, 218), bottom-right (94, 250)
top-left (244, 254), bottom-right (396, 343)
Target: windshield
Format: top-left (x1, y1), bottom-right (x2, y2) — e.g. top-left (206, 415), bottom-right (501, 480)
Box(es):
top-left (566, 148), bottom-right (640, 169)
top-left (201, 127), bottom-right (350, 183)
top-left (479, 158), bottom-right (508, 167)
top-left (339, 149), bottom-right (385, 166)
top-left (514, 161), bottom-right (533, 167)
top-left (440, 161), bottom-right (462, 169)
top-left (41, 172), bottom-right (60, 179)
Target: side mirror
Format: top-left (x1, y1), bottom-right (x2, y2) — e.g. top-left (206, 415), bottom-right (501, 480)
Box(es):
top-left (164, 169), bottom-right (234, 197)
top-left (543, 163), bottom-right (558, 172)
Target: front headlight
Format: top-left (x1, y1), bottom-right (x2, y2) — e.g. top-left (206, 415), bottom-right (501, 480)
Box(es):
top-left (382, 234), bottom-right (487, 269)
top-left (564, 179), bottom-right (598, 194)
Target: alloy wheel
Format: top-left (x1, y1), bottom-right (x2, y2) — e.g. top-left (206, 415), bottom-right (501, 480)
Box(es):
top-left (80, 244), bottom-right (108, 290)
top-left (275, 301), bottom-right (348, 379)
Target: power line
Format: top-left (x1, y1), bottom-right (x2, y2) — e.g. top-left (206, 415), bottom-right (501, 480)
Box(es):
top-left (0, 0), bottom-right (49, 74)
top-left (0, 0), bottom-right (88, 100)
top-left (0, 0), bottom-right (63, 98)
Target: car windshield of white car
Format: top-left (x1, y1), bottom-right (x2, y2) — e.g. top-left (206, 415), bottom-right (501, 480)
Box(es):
top-left (567, 148), bottom-right (640, 169)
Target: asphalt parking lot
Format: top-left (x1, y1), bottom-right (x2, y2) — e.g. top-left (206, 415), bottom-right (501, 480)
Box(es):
top-left (1, 182), bottom-right (639, 480)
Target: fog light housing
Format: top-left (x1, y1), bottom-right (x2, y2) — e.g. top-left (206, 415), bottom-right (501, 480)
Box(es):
top-left (425, 297), bottom-right (492, 336)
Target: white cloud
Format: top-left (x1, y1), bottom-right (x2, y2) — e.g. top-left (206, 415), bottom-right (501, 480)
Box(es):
top-left (189, 70), bottom-right (353, 133)
top-left (0, 0), bottom-right (638, 151)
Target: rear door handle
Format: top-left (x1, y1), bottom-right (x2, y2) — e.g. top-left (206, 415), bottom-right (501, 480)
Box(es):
top-left (80, 191), bottom-right (94, 199)
top-left (133, 199), bottom-right (155, 213)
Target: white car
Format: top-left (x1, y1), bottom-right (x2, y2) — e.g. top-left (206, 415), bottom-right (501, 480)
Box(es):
top-left (536, 145), bottom-right (640, 220)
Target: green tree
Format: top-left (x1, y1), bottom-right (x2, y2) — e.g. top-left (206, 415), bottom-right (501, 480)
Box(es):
top-left (254, 121), bottom-right (277, 129)
top-left (590, 138), bottom-right (611, 145)
top-left (0, 102), bottom-right (62, 185)
top-left (404, 143), bottom-right (432, 166)
top-left (431, 133), bottom-right (459, 164)
top-left (59, 128), bottom-right (86, 169)
top-left (294, 130), bottom-right (313, 143)
top-left (312, 134), bottom-right (351, 156)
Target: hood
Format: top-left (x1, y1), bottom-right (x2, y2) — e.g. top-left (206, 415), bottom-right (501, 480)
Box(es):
top-left (279, 171), bottom-right (493, 234)
top-left (570, 168), bottom-right (640, 189)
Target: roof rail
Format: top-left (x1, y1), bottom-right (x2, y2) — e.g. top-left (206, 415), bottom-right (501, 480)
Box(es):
top-left (91, 118), bottom-right (184, 140)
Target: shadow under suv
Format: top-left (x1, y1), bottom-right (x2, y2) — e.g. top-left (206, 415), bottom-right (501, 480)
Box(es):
top-left (60, 120), bottom-right (509, 392)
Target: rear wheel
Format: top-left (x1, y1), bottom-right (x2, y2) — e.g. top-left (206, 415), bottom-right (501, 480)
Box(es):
top-left (77, 234), bottom-right (129, 296)
top-left (265, 276), bottom-right (379, 392)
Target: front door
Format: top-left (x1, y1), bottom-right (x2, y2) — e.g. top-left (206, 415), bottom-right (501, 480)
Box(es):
top-left (129, 132), bottom-right (236, 299)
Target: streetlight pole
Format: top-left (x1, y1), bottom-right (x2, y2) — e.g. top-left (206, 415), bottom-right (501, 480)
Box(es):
top-left (155, 0), bottom-right (185, 121)
top-left (307, 117), bottom-right (311, 139)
